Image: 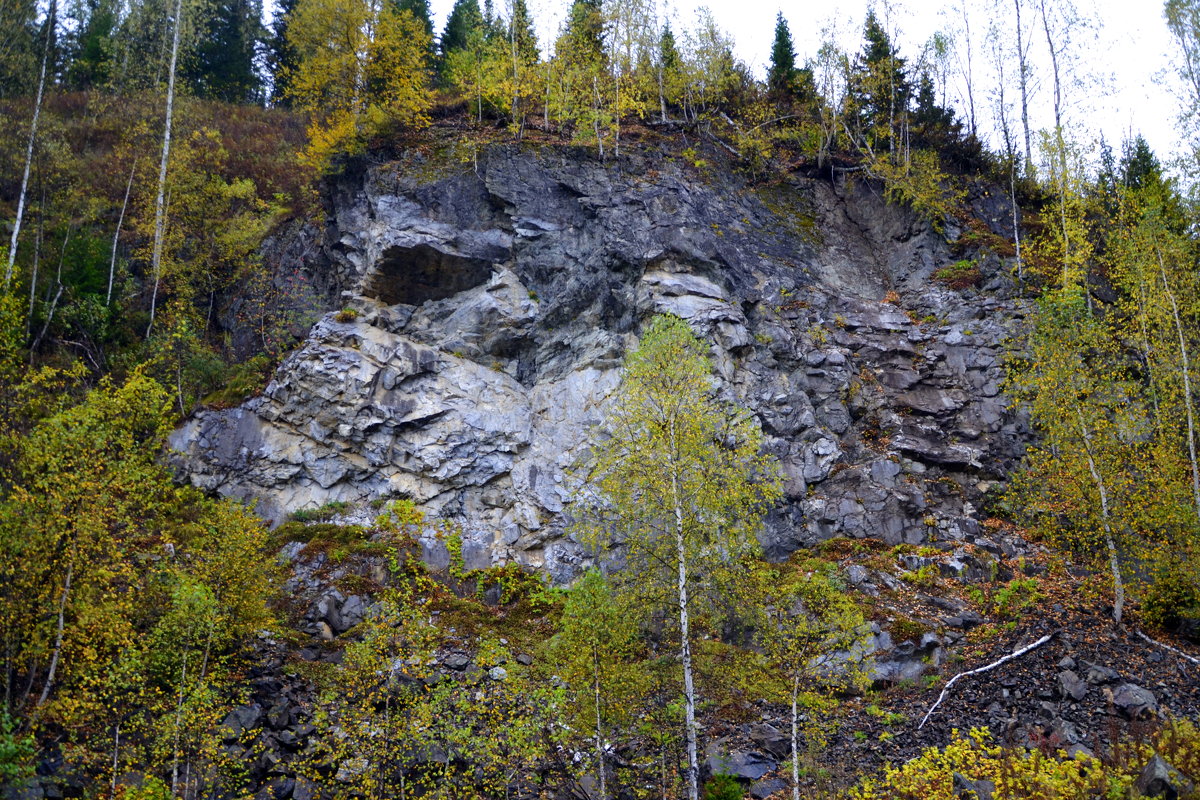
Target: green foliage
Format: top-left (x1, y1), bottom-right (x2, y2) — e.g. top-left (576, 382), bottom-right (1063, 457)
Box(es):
top-left (0, 710), bottom-right (34, 784)
top-left (767, 12), bottom-right (797, 101)
top-left (932, 259), bottom-right (982, 289)
top-left (548, 568), bottom-right (640, 793)
top-left (0, 371), bottom-right (275, 790)
top-left (1141, 556), bottom-right (1200, 630)
top-left (578, 313), bottom-right (782, 797)
top-left (286, 0), bottom-right (432, 169)
top-left (992, 577), bottom-right (1044, 618)
top-left (849, 722), bottom-right (1200, 800)
top-left (703, 773), bottom-right (744, 800)
top-left (201, 353), bottom-right (274, 408)
top-left (289, 499), bottom-right (351, 523)
top-left (579, 313), bottom-right (782, 574)
top-left (871, 149), bottom-right (965, 230)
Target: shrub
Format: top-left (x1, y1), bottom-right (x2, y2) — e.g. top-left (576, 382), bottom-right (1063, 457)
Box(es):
top-left (1142, 558), bottom-right (1200, 631)
top-left (0, 710), bottom-right (34, 784)
top-left (932, 259), bottom-right (982, 290)
top-left (334, 307), bottom-right (359, 323)
top-left (993, 577), bottom-right (1044, 618)
top-left (703, 773), bottom-right (743, 800)
top-left (202, 353), bottom-right (274, 408)
top-left (290, 500), bottom-right (352, 523)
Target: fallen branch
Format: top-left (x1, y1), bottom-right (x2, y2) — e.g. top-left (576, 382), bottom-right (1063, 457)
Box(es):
top-left (1136, 629), bottom-right (1200, 666)
top-left (919, 632), bottom-right (1057, 730)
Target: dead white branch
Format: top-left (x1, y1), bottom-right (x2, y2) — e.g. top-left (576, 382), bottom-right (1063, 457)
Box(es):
top-left (918, 632), bottom-right (1056, 730)
top-left (1136, 629), bottom-right (1200, 667)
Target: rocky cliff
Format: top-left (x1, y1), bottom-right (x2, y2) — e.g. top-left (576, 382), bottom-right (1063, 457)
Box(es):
top-left (170, 142), bottom-right (1029, 581)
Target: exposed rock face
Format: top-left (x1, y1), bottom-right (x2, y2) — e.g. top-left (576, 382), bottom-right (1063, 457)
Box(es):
top-left (170, 144), bottom-right (1029, 581)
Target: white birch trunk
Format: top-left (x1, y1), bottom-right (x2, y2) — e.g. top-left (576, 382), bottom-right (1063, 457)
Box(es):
top-left (790, 676), bottom-right (800, 800)
top-left (37, 558), bottom-right (72, 707)
top-left (107, 161), bottom-right (136, 305)
top-left (670, 451), bottom-right (698, 800)
top-left (5, 0), bottom-right (54, 288)
top-left (593, 646), bottom-right (606, 800)
top-left (1076, 413), bottom-right (1124, 625)
top-left (1013, 0), bottom-right (1033, 178)
top-left (146, 0), bottom-right (184, 337)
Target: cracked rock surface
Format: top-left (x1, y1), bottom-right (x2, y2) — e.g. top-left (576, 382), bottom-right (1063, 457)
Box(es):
top-left (171, 144), bottom-right (1030, 581)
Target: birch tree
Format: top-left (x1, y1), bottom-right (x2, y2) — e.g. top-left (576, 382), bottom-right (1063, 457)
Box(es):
top-left (286, 0), bottom-right (432, 168)
top-left (580, 314), bottom-right (781, 800)
top-left (1010, 291), bottom-right (1138, 625)
top-left (551, 568), bottom-right (639, 800)
top-left (5, 0), bottom-right (56, 289)
top-left (145, 0), bottom-right (184, 336)
top-left (758, 565), bottom-right (868, 800)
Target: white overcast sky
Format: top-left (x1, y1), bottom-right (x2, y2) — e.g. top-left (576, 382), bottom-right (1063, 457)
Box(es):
top-left (423, 0), bottom-right (1190, 168)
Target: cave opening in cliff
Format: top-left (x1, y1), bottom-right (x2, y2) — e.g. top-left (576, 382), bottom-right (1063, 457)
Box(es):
top-left (366, 243), bottom-right (495, 306)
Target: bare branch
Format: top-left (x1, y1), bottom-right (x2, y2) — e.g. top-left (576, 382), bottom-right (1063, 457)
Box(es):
top-left (918, 631), bottom-right (1056, 730)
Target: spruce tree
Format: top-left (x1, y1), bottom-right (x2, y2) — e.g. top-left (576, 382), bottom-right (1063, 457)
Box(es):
top-left (563, 0), bottom-right (604, 66)
top-left (395, 0), bottom-right (434, 40)
top-left (508, 0), bottom-right (537, 63)
top-left (439, 0), bottom-right (483, 57)
top-left (186, 0), bottom-right (265, 103)
top-left (767, 11), bottom-right (796, 101)
top-left (267, 0), bottom-right (299, 105)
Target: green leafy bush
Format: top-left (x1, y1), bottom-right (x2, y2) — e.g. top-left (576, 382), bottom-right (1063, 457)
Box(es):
top-left (0, 710), bottom-right (34, 784)
top-left (290, 500), bottom-right (352, 523)
top-left (1142, 559), bottom-right (1200, 631)
top-left (703, 773), bottom-right (743, 800)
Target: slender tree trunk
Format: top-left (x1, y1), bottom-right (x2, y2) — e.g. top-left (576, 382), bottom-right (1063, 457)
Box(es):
top-left (107, 161), bottom-right (137, 305)
top-left (1014, 0), bottom-right (1033, 179)
top-left (593, 646), bottom-right (606, 800)
top-left (110, 724), bottom-right (120, 795)
top-left (959, 0), bottom-right (976, 138)
top-left (37, 558), bottom-right (72, 707)
top-left (171, 651), bottom-right (188, 795)
top-left (1038, 0), bottom-right (1063, 133)
top-left (147, 0), bottom-right (184, 337)
top-left (1011, 163), bottom-right (1023, 286)
top-left (509, 20), bottom-right (520, 133)
top-left (670, 453), bottom-right (698, 800)
top-left (592, 75), bottom-right (604, 159)
top-left (5, 0), bottom-right (54, 288)
top-left (27, 218), bottom-right (41, 337)
top-left (614, 75), bottom-right (621, 158)
top-left (1155, 242), bottom-right (1200, 519)
top-left (790, 676), bottom-right (800, 800)
top-left (658, 65), bottom-right (667, 122)
top-left (1076, 413), bottom-right (1124, 625)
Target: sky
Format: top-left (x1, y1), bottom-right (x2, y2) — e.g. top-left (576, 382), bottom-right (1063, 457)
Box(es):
top-left (424, 0), bottom-right (1190, 168)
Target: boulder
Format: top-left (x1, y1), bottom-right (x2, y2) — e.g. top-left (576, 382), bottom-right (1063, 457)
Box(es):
top-left (953, 772), bottom-right (995, 800)
top-left (1135, 754), bottom-right (1194, 799)
top-left (705, 747), bottom-right (776, 781)
top-left (1110, 683), bottom-right (1158, 720)
top-left (1057, 670), bottom-right (1088, 702)
top-left (749, 777), bottom-right (787, 799)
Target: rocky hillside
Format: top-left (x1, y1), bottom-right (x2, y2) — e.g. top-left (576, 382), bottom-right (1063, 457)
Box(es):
top-left (171, 140), bottom-right (1028, 582)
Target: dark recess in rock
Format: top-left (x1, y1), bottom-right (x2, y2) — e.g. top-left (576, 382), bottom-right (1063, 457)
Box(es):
top-left (366, 243), bottom-right (495, 305)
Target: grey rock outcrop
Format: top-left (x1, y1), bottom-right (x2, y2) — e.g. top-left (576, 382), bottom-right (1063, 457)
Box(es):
top-left (170, 144), bottom-right (1029, 581)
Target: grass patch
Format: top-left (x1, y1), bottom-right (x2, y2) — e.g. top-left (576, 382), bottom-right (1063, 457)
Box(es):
top-left (932, 259), bottom-right (982, 290)
top-left (290, 500), bottom-right (353, 524)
